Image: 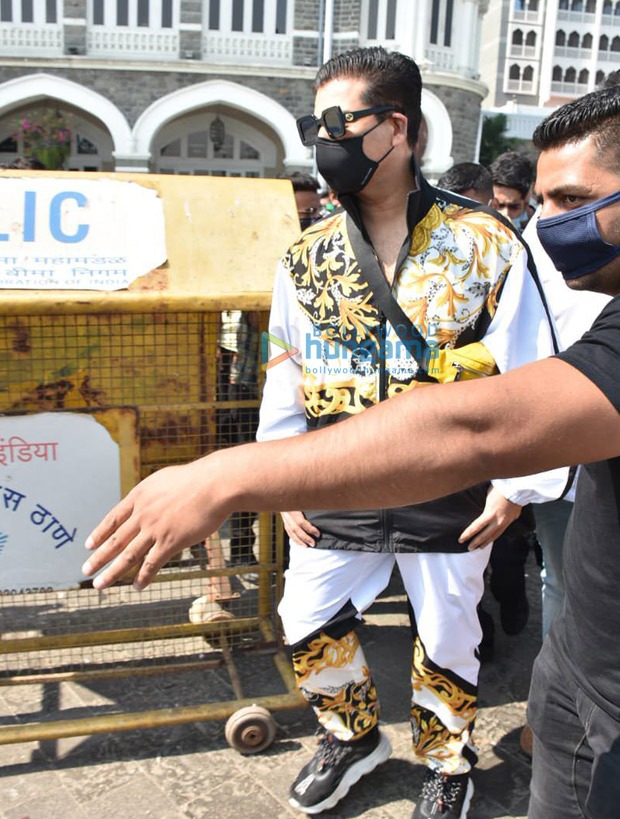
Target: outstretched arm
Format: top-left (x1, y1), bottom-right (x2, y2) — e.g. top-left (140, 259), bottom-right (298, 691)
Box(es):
top-left (83, 357), bottom-right (620, 590)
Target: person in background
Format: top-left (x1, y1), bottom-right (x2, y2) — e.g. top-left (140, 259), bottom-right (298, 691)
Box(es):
top-left (438, 160), bottom-right (539, 662)
top-left (227, 310), bottom-right (261, 566)
top-left (318, 186), bottom-right (342, 218)
top-left (278, 171), bottom-right (323, 230)
top-left (489, 151), bottom-right (536, 231)
top-left (437, 162), bottom-right (493, 205)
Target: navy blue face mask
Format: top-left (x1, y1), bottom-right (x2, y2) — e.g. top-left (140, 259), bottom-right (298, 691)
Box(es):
top-left (536, 190), bottom-right (620, 280)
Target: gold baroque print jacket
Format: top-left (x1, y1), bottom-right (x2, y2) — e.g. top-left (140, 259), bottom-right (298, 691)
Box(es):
top-left (259, 174), bottom-right (555, 553)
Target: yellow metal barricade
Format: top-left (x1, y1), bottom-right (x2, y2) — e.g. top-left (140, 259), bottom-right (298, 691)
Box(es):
top-left (0, 172), bottom-right (305, 753)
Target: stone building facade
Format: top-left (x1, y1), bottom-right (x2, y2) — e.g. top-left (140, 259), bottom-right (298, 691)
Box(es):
top-left (0, 0), bottom-right (490, 180)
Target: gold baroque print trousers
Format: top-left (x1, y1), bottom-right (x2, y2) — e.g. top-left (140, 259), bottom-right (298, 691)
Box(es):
top-left (292, 627), bottom-right (478, 773)
top-left (410, 635), bottom-right (478, 775)
top-left (292, 628), bottom-right (379, 742)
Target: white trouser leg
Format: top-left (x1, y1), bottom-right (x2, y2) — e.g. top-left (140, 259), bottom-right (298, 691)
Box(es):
top-left (278, 542), bottom-right (396, 646)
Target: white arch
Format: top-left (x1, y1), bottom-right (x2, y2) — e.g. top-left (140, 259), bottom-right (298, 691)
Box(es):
top-left (0, 73), bottom-right (132, 156)
top-left (132, 78), bottom-right (309, 168)
top-left (421, 88), bottom-right (454, 177)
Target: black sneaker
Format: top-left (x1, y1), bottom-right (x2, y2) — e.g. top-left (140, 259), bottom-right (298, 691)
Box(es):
top-left (413, 769), bottom-right (473, 818)
top-left (289, 727), bottom-right (391, 814)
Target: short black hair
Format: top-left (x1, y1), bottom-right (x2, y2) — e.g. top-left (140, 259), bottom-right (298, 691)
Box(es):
top-left (533, 86), bottom-right (620, 172)
top-left (314, 47), bottom-right (422, 149)
top-left (277, 171), bottom-right (320, 193)
top-left (489, 151), bottom-right (533, 198)
top-left (437, 162), bottom-right (493, 200)
top-left (600, 69), bottom-right (620, 90)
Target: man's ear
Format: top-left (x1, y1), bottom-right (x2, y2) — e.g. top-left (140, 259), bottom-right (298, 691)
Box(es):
top-left (390, 112), bottom-right (409, 146)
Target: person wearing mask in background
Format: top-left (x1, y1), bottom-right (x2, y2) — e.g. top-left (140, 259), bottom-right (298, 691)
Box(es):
top-left (278, 171), bottom-right (323, 230)
top-left (489, 151), bottom-right (536, 232)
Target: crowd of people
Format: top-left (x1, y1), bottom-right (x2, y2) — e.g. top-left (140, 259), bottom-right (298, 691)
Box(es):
top-left (82, 48), bottom-right (620, 819)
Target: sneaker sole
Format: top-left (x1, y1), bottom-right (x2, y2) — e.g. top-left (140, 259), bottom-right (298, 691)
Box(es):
top-left (289, 730), bottom-right (392, 815)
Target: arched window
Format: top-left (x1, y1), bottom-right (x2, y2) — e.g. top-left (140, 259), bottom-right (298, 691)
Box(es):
top-left (526, 30), bottom-right (536, 46)
top-left (0, 107), bottom-right (113, 171)
top-left (154, 111), bottom-right (276, 176)
top-left (564, 67), bottom-right (576, 82)
top-left (578, 68), bottom-right (589, 84)
top-left (523, 65), bottom-right (534, 81)
top-left (512, 29), bottom-right (524, 45)
top-left (615, 0), bottom-right (620, 15)
top-left (611, 35), bottom-right (620, 51)
top-left (603, 0), bottom-right (612, 13)
top-left (552, 65), bottom-right (563, 81)
top-left (600, 34), bottom-right (609, 51)
top-left (509, 64), bottom-right (521, 80)
top-left (556, 30), bottom-right (566, 46)
top-left (582, 33), bottom-right (592, 49)
top-left (568, 31), bottom-right (580, 47)
top-left (596, 70), bottom-right (606, 85)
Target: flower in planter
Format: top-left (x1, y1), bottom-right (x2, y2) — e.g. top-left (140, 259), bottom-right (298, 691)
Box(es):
top-left (14, 109), bottom-right (73, 170)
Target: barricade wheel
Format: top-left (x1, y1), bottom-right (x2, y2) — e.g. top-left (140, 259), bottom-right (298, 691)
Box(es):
top-left (224, 705), bottom-right (277, 754)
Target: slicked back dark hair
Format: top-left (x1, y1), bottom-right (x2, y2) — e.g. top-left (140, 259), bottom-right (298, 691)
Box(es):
top-left (314, 47), bottom-right (422, 149)
top-left (438, 162), bottom-right (493, 200)
top-left (533, 86), bottom-right (620, 172)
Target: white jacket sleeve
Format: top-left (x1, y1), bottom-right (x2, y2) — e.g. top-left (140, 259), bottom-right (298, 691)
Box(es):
top-left (482, 243), bottom-right (557, 372)
top-left (256, 261), bottom-right (308, 442)
top-left (484, 243), bottom-right (572, 504)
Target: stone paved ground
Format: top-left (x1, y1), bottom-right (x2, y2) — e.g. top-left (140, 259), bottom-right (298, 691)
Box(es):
top-left (0, 554), bottom-right (542, 819)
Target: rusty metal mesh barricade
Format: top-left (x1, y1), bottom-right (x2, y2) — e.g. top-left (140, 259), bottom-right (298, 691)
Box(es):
top-left (0, 174), bottom-right (304, 753)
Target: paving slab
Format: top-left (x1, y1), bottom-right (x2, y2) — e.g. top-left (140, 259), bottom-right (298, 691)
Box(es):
top-left (0, 556), bottom-right (542, 818)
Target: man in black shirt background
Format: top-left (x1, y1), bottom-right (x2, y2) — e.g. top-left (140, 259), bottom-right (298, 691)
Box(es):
top-left (83, 87), bottom-right (620, 818)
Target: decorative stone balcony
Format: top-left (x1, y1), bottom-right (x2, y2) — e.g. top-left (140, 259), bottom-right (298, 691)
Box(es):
top-left (202, 32), bottom-right (293, 65)
top-left (425, 45), bottom-right (457, 73)
top-left (86, 27), bottom-right (180, 60)
top-left (0, 24), bottom-right (63, 57)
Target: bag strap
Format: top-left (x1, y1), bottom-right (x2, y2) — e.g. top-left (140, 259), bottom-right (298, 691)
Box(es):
top-left (346, 216), bottom-right (436, 381)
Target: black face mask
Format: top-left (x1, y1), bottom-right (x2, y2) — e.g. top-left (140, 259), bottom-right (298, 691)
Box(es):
top-left (315, 119), bottom-right (394, 195)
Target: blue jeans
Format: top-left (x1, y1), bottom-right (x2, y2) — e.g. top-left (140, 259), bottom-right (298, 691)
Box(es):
top-left (528, 639), bottom-right (620, 819)
top-left (532, 499), bottom-right (573, 637)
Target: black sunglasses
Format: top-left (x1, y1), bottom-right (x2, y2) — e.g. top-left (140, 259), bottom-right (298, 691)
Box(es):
top-left (296, 105), bottom-right (397, 146)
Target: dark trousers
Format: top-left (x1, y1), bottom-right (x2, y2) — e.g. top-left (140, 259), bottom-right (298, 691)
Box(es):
top-left (528, 637), bottom-right (620, 819)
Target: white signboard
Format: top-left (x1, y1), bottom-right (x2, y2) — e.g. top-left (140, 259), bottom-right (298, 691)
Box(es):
top-left (0, 413), bottom-right (121, 593)
top-left (0, 178), bottom-right (167, 290)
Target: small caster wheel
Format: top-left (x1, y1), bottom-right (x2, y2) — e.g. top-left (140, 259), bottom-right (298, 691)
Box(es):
top-left (225, 705), bottom-right (277, 754)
